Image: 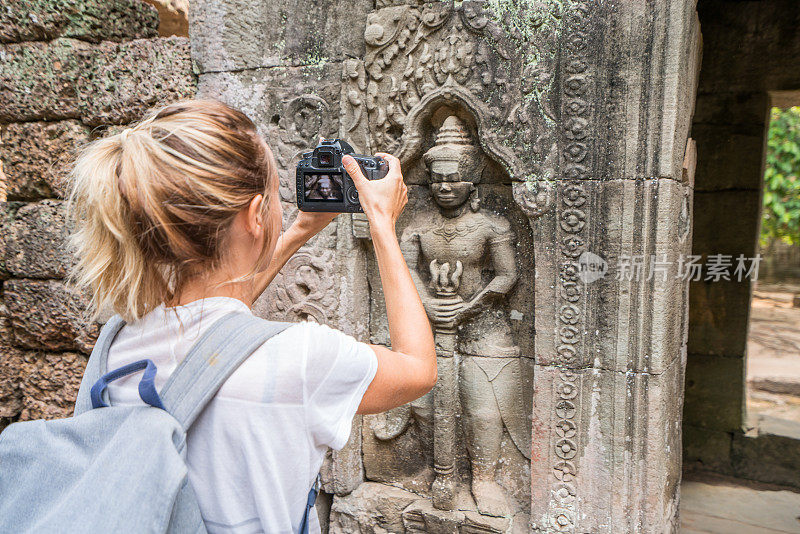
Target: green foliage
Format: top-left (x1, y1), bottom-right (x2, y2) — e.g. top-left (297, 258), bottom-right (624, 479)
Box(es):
top-left (762, 106), bottom-right (800, 246)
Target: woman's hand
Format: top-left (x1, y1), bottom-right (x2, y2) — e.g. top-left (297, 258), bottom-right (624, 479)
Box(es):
top-left (291, 210), bottom-right (337, 239)
top-left (342, 152), bottom-right (407, 229)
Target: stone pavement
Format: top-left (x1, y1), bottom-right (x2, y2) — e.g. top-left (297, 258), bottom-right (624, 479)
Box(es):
top-left (681, 475), bottom-right (800, 533)
top-left (748, 285), bottom-right (800, 423)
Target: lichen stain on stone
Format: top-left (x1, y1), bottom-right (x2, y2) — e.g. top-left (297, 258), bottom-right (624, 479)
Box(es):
top-left (485, 0), bottom-right (566, 122)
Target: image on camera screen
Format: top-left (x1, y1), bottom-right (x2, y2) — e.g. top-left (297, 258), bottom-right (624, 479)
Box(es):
top-left (304, 172), bottom-right (344, 202)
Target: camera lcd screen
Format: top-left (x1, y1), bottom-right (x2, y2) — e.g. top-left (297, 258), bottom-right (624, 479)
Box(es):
top-left (304, 172), bottom-right (344, 202)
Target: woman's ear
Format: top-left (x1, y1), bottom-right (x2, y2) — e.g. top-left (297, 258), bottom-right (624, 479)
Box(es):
top-left (245, 194), bottom-right (265, 238)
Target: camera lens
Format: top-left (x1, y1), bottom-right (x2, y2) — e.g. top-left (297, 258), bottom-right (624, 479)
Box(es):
top-left (319, 153), bottom-right (332, 166)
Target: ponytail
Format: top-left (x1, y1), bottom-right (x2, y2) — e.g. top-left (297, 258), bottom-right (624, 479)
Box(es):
top-left (67, 100), bottom-right (278, 322)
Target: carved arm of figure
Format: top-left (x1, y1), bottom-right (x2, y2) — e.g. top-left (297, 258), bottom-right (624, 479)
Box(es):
top-left (452, 224), bottom-right (518, 325)
top-left (400, 227), bottom-right (437, 316)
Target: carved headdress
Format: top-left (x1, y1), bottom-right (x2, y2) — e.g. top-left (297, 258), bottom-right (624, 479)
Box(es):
top-left (423, 115), bottom-right (485, 183)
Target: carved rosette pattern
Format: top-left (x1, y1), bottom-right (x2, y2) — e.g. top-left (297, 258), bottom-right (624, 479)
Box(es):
top-left (549, 1), bottom-right (595, 532)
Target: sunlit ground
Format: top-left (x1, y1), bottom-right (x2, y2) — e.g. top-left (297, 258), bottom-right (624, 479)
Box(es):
top-left (681, 473), bottom-right (800, 533)
top-left (747, 282), bottom-right (800, 424)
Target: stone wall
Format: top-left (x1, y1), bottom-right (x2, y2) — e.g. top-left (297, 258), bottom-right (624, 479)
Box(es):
top-left (194, 1), bottom-right (701, 532)
top-left (0, 0), bottom-right (195, 431)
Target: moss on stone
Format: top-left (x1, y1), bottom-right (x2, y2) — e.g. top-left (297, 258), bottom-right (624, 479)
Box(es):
top-left (0, 0), bottom-right (159, 44)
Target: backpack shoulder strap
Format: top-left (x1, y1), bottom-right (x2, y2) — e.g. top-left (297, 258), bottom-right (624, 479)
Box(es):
top-left (159, 311), bottom-right (292, 429)
top-left (74, 315), bottom-right (127, 416)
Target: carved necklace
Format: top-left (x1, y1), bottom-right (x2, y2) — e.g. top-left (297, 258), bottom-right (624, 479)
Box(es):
top-left (432, 217), bottom-right (481, 243)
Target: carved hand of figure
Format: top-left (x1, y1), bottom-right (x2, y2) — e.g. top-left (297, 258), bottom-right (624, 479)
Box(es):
top-left (424, 295), bottom-right (473, 328)
top-left (449, 298), bottom-right (481, 325)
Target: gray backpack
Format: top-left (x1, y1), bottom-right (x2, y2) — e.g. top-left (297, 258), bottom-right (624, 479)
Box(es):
top-left (0, 311), bottom-right (317, 533)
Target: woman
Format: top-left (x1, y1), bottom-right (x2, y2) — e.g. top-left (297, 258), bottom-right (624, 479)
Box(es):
top-left (68, 100), bottom-right (436, 533)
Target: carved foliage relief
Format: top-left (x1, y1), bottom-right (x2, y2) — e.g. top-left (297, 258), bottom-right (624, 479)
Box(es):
top-left (341, 1), bottom-right (564, 181)
top-left (257, 250), bottom-right (337, 324)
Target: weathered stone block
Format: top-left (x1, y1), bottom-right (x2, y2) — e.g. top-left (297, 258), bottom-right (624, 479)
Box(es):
top-left (532, 178), bottom-right (692, 374)
top-left (530, 355), bottom-right (684, 533)
top-left (731, 420), bottom-right (800, 490)
top-left (0, 315), bottom-right (24, 424)
top-left (0, 0), bottom-right (158, 44)
top-left (688, 279), bottom-right (753, 358)
top-left (596, 0), bottom-right (700, 181)
top-left (18, 351), bottom-right (87, 421)
top-left (683, 353), bottom-right (745, 432)
top-left (0, 120), bottom-right (90, 200)
top-left (695, 0), bottom-right (800, 94)
top-left (692, 193), bottom-right (761, 257)
top-left (0, 37), bottom-right (195, 125)
top-left (328, 482), bottom-right (422, 534)
top-left (692, 91), bottom-right (769, 130)
top-left (5, 200), bottom-right (73, 279)
top-left (0, 39), bottom-right (92, 122)
top-left (688, 189), bottom-right (760, 358)
top-left (191, 0), bottom-right (371, 73)
top-left (0, 202), bottom-right (22, 280)
top-left (3, 279), bottom-right (98, 354)
top-left (681, 424), bottom-right (734, 475)
top-left (692, 126), bottom-right (765, 193)
top-left (78, 37), bottom-right (196, 127)
top-left (315, 491), bottom-right (332, 534)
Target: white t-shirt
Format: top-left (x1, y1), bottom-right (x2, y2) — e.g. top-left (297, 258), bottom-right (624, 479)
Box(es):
top-left (105, 297), bottom-right (378, 534)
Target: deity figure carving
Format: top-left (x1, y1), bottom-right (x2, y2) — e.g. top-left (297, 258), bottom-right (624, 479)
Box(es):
top-left (398, 115), bottom-right (530, 517)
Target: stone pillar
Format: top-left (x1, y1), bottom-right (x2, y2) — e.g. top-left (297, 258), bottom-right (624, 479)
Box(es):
top-left (683, 0), bottom-right (800, 490)
top-left (528, 2), bottom-right (700, 532)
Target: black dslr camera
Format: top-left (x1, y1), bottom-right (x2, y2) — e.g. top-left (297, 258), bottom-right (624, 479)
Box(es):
top-left (296, 139), bottom-right (389, 213)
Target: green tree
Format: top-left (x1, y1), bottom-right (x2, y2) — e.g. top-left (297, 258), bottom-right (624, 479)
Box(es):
top-left (762, 106), bottom-right (800, 246)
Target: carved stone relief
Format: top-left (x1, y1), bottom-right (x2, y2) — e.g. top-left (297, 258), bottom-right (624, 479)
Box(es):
top-left (255, 250), bottom-right (336, 324)
top-left (364, 112), bottom-right (535, 530)
top-left (348, 0), bottom-right (562, 182)
top-left (539, 3), bottom-right (594, 530)
top-left (335, 1), bottom-right (561, 531)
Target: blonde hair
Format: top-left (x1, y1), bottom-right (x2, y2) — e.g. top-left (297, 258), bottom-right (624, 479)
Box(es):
top-left (68, 99), bottom-right (278, 322)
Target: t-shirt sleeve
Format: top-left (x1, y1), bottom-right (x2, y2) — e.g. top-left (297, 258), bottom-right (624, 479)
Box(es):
top-left (302, 322), bottom-right (378, 450)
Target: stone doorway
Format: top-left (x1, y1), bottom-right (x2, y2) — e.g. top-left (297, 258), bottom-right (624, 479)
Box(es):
top-left (683, 0), bottom-right (800, 490)
top-left (746, 104), bottom-right (800, 427)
